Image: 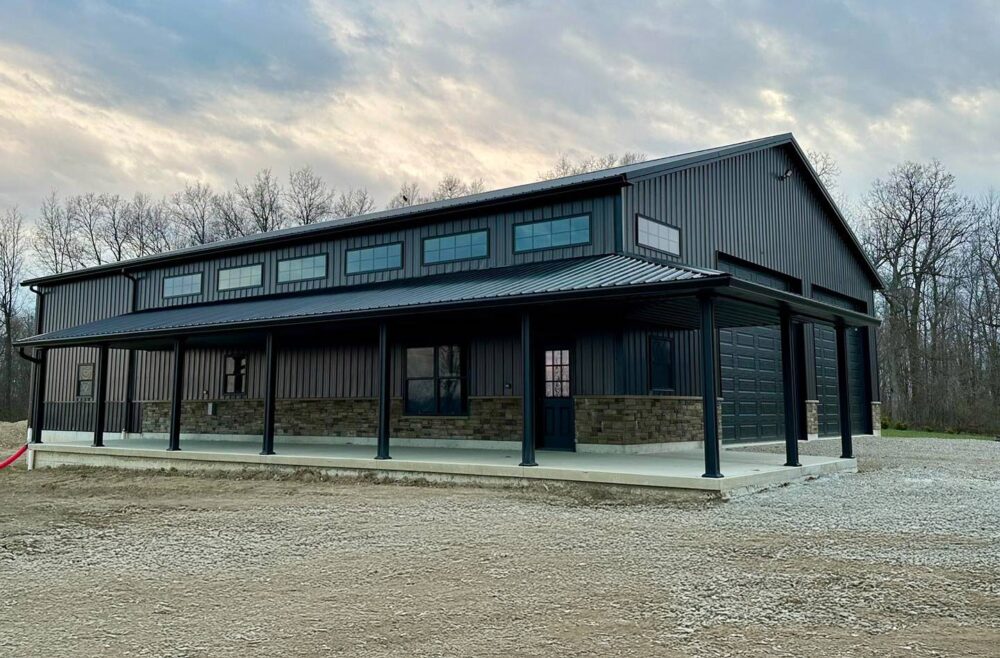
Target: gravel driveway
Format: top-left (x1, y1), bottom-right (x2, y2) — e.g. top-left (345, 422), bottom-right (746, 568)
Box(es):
top-left (1, 423), bottom-right (998, 657)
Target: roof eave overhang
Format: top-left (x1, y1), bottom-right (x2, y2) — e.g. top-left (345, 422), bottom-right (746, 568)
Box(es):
top-left (16, 273), bottom-right (879, 350)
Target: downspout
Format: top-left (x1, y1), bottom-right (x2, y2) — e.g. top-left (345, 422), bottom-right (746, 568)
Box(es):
top-left (26, 285), bottom-right (46, 446)
top-left (121, 269), bottom-right (139, 439)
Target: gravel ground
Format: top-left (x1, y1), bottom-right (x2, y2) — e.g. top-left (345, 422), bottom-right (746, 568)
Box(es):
top-left (1, 422), bottom-right (998, 657)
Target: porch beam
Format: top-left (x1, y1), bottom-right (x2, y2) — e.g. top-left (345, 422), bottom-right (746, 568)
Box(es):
top-left (376, 321), bottom-right (391, 460)
top-left (700, 294), bottom-right (722, 478)
top-left (520, 312), bottom-right (537, 467)
top-left (93, 344), bottom-right (109, 447)
top-left (261, 332), bottom-right (277, 456)
top-left (835, 321), bottom-right (853, 458)
top-left (167, 338), bottom-right (185, 451)
top-left (30, 348), bottom-right (47, 444)
top-left (779, 308), bottom-right (800, 467)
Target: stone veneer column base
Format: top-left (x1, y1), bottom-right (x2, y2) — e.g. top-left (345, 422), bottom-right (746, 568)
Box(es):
top-left (804, 399), bottom-right (820, 440)
top-left (871, 401), bottom-right (882, 437)
top-left (574, 395), bottom-right (722, 451)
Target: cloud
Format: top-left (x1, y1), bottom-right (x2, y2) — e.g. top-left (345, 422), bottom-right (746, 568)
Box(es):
top-left (0, 0), bottom-right (997, 218)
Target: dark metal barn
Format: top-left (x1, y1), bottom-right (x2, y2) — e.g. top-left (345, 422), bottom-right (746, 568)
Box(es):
top-left (17, 134), bottom-right (881, 480)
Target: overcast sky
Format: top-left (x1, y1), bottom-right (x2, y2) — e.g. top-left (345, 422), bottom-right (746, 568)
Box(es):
top-left (0, 0), bottom-right (997, 217)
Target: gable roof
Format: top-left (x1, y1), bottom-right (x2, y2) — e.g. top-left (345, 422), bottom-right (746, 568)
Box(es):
top-left (22, 133), bottom-right (882, 288)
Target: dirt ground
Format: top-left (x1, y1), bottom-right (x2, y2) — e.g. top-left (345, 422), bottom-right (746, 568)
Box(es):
top-left (1, 422), bottom-right (998, 657)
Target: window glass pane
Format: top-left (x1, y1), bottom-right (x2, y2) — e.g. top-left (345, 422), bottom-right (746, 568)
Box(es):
top-left (424, 230), bottom-right (487, 264)
top-left (405, 380), bottom-right (435, 415)
top-left (438, 379), bottom-right (463, 415)
top-left (406, 347), bottom-right (434, 378)
top-left (346, 243), bottom-right (402, 274)
top-left (278, 254), bottom-right (327, 283)
top-left (637, 216), bottom-right (680, 255)
top-left (438, 345), bottom-right (461, 376)
top-left (650, 337), bottom-right (674, 391)
top-left (78, 381), bottom-right (93, 397)
top-left (163, 273), bottom-right (202, 298)
top-left (513, 215), bottom-right (590, 252)
top-left (218, 264), bottom-right (263, 291)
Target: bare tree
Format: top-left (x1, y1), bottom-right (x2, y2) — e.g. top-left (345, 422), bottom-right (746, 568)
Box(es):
top-left (67, 193), bottom-right (107, 266)
top-left (539, 151), bottom-right (647, 180)
top-left (333, 187), bottom-right (375, 218)
top-left (127, 193), bottom-right (175, 258)
top-left (213, 191), bottom-right (251, 239)
top-left (99, 193), bottom-right (132, 262)
top-left (430, 176), bottom-right (486, 201)
top-left (170, 182), bottom-right (218, 246)
top-left (286, 166), bottom-right (335, 225)
top-left (806, 149), bottom-right (842, 192)
top-left (0, 207), bottom-right (26, 411)
top-left (234, 169), bottom-right (285, 233)
top-left (861, 159), bottom-right (973, 425)
top-left (33, 192), bottom-right (81, 274)
top-left (386, 181), bottom-right (423, 209)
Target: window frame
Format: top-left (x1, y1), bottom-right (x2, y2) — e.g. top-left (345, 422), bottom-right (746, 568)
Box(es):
top-left (223, 353), bottom-right (249, 397)
top-left (635, 214), bottom-right (681, 257)
top-left (76, 362), bottom-right (96, 399)
top-left (162, 272), bottom-right (203, 299)
top-left (403, 343), bottom-right (468, 416)
top-left (276, 253), bottom-right (329, 284)
top-left (217, 263), bottom-right (264, 292)
top-left (512, 213), bottom-right (593, 254)
top-left (648, 335), bottom-right (676, 395)
top-left (344, 242), bottom-right (405, 276)
top-left (421, 229), bottom-right (490, 266)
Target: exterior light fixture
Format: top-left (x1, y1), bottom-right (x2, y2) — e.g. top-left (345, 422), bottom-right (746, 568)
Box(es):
top-left (779, 168), bottom-right (793, 180)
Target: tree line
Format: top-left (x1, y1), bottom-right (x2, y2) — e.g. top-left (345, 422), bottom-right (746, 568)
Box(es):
top-left (0, 149), bottom-right (992, 435)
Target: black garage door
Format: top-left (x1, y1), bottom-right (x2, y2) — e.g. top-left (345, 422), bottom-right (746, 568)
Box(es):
top-left (719, 326), bottom-right (785, 442)
top-left (814, 325), bottom-right (868, 436)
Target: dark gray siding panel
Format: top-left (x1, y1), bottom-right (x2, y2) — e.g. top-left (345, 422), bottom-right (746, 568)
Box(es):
top-left (622, 145), bottom-right (875, 306)
top-left (621, 326), bottom-right (700, 397)
top-left (135, 194), bottom-right (620, 311)
top-left (41, 274), bottom-right (132, 332)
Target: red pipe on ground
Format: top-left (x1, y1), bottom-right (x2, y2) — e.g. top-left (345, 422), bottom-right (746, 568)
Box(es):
top-left (0, 444), bottom-right (27, 470)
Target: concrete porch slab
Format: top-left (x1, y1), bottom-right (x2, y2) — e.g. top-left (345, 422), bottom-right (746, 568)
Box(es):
top-left (27, 437), bottom-right (857, 498)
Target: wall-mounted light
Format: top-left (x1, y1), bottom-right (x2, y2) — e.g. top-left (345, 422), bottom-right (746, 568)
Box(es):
top-left (778, 168), bottom-right (794, 181)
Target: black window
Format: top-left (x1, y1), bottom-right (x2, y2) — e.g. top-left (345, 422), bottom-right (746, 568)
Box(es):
top-left (163, 272), bottom-right (202, 298)
top-left (649, 337), bottom-right (675, 393)
top-left (224, 354), bottom-right (248, 395)
top-left (76, 363), bottom-right (95, 399)
top-left (405, 345), bottom-right (465, 415)
top-left (544, 349), bottom-right (571, 398)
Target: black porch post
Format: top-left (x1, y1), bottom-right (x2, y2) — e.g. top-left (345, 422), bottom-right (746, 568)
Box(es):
top-left (93, 345), bottom-right (109, 447)
top-left (835, 321), bottom-right (854, 459)
top-left (520, 312), bottom-right (537, 467)
top-left (261, 332), bottom-right (277, 456)
top-left (167, 338), bottom-right (185, 451)
top-left (700, 294), bottom-right (722, 478)
top-left (779, 309), bottom-right (800, 467)
top-left (30, 348), bottom-right (47, 444)
top-left (376, 321), bottom-right (391, 460)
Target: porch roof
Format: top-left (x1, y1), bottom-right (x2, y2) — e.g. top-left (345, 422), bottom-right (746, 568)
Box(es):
top-left (17, 254), bottom-right (878, 349)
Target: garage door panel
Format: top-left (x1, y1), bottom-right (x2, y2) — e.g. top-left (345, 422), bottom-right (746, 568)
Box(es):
top-left (815, 325), bottom-right (868, 436)
top-left (719, 326), bottom-right (784, 443)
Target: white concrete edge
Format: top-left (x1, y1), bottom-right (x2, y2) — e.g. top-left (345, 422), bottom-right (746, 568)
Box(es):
top-left (30, 442), bottom-right (858, 494)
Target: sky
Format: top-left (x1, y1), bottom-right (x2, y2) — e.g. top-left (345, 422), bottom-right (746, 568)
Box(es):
top-left (0, 0), bottom-right (997, 218)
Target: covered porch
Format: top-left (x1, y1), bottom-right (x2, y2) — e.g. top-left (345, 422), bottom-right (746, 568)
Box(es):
top-left (19, 255), bottom-right (878, 491)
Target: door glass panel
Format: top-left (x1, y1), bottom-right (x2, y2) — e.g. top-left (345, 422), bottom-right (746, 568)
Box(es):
top-left (543, 349), bottom-right (571, 398)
